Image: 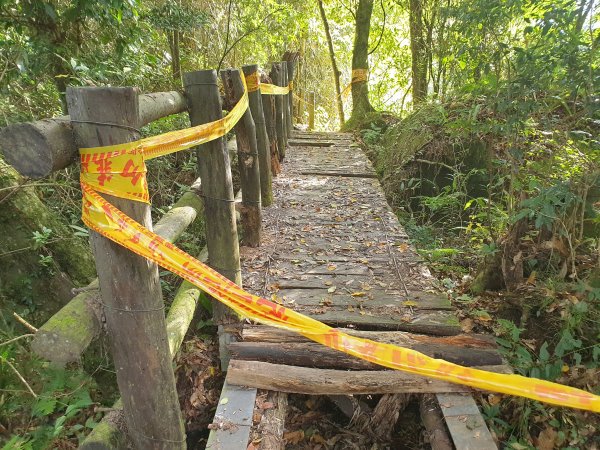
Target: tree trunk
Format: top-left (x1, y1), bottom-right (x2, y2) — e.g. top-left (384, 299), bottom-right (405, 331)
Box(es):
top-left (409, 0), bottom-right (428, 105)
top-left (169, 30), bottom-right (182, 83)
top-left (317, 0), bottom-right (345, 127)
top-left (349, 0), bottom-right (376, 123)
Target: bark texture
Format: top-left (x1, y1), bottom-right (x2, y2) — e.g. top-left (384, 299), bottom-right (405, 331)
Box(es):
top-left (349, 0), bottom-right (376, 123)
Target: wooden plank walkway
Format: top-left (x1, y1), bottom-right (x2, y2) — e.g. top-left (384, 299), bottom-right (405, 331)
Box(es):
top-left (241, 132), bottom-right (460, 335)
top-left (208, 131), bottom-right (499, 449)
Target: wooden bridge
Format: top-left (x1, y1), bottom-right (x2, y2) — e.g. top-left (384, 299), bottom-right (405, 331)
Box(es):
top-left (0, 53), bottom-right (507, 449)
top-left (208, 132), bottom-right (505, 449)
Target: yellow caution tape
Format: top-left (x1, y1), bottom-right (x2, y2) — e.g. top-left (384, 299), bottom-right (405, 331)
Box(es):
top-left (245, 72), bottom-right (260, 93)
top-left (78, 72), bottom-right (600, 413)
top-left (245, 71), bottom-right (291, 95)
top-left (260, 83), bottom-right (290, 95)
top-left (341, 68), bottom-right (369, 99)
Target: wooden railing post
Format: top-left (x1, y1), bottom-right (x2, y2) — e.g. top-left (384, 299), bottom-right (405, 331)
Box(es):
top-left (308, 91), bottom-right (316, 131)
top-left (66, 87), bottom-right (185, 450)
top-left (260, 73), bottom-right (281, 176)
top-left (270, 63), bottom-right (286, 160)
top-left (286, 58), bottom-right (297, 132)
top-left (183, 69), bottom-right (242, 368)
top-left (221, 68), bottom-right (262, 247)
top-left (281, 62), bottom-right (290, 140)
top-left (242, 64), bottom-right (273, 207)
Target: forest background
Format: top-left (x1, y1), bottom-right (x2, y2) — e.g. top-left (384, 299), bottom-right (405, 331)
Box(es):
top-left (0, 0), bottom-right (599, 448)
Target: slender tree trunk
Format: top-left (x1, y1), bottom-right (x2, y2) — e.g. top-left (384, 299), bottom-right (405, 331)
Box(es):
top-left (409, 0), bottom-right (428, 106)
top-left (171, 30), bottom-right (182, 83)
top-left (349, 0), bottom-right (375, 123)
top-left (317, 0), bottom-right (345, 127)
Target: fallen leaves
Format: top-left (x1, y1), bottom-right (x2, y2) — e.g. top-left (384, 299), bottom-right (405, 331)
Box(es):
top-left (284, 430), bottom-right (305, 445)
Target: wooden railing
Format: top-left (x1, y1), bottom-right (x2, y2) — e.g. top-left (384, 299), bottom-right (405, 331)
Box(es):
top-left (0, 53), bottom-right (317, 449)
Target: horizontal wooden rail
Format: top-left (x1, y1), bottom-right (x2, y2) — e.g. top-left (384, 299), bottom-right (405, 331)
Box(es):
top-left (31, 179), bottom-right (203, 364)
top-left (0, 91), bottom-right (187, 178)
top-left (227, 360), bottom-right (513, 395)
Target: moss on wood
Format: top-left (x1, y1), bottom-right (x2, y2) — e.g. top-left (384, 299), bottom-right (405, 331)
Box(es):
top-left (0, 157), bottom-right (95, 322)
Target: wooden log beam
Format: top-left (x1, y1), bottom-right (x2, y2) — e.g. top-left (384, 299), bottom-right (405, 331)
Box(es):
top-left (243, 64), bottom-right (273, 207)
top-left (67, 86), bottom-right (185, 449)
top-left (270, 63), bottom-right (286, 161)
top-left (368, 394), bottom-right (411, 441)
top-left (228, 339), bottom-right (502, 370)
top-left (257, 390), bottom-right (288, 450)
top-left (221, 68), bottom-right (262, 247)
top-left (0, 91), bottom-right (187, 179)
top-left (227, 360), bottom-right (511, 395)
top-left (138, 91), bottom-right (187, 126)
top-left (80, 248), bottom-right (208, 449)
top-left (419, 394), bottom-right (453, 450)
top-left (241, 324), bottom-right (497, 348)
top-left (31, 184), bottom-right (204, 365)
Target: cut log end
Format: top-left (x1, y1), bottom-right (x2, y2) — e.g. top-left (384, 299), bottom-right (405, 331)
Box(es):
top-left (0, 120), bottom-right (75, 179)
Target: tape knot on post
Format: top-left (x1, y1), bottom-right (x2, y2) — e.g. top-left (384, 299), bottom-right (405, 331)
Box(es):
top-left (245, 71), bottom-right (260, 93)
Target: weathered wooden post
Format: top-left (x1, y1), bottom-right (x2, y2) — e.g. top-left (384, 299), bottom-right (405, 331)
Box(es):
top-left (281, 63), bottom-right (290, 140)
top-left (270, 63), bottom-right (286, 161)
top-left (286, 58), bottom-right (297, 133)
top-left (308, 91), bottom-right (316, 131)
top-left (66, 87), bottom-right (185, 449)
top-left (260, 73), bottom-right (281, 176)
top-left (242, 64), bottom-right (273, 207)
top-left (183, 69), bottom-right (242, 368)
top-left (221, 68), bottom-right (262, 247)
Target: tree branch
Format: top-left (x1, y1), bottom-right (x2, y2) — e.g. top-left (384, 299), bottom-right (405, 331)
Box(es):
top-left (368, 0), bottom-right (387, 55)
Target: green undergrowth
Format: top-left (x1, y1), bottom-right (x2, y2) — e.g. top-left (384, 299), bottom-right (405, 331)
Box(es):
top-left (355, 98), bottom-right (600, 448)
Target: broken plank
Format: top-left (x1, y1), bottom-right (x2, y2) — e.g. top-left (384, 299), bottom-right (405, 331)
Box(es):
top-left (206, 379), bottom-right (257, 450)
top-left (274, 273), bottom-right (413, 290)
top-left (227, 360), bottom-right (511, 395)
top-left (299, 171), bottom-right (378, 178)
top-left (288, 139), bottom-right (335, 147)
top-left (298, 307), bottom-right (461, 335)
top-left (436, 393), bottom-right (498, 450)
top-left (274, 288), bottom-right (453, 311)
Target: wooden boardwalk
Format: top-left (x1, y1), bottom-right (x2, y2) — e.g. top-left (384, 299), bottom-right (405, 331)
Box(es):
top-left (241, 132), bottom-right (461, 335)
top-left (208, 132), bottom-right (501, 449)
